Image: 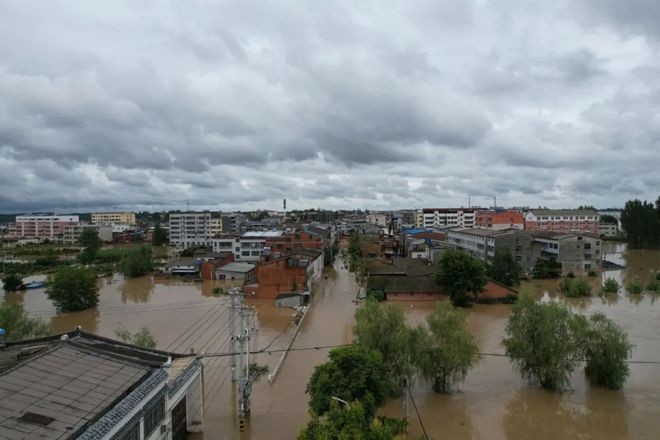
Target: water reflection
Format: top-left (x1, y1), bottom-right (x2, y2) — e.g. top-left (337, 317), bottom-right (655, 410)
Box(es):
top-left (120, 275), bottom-right (154, 303)
top-left (503, 387), bottom-right (630, 440)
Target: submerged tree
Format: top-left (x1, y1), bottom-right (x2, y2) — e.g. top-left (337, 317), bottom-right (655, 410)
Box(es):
top-left (582, 313), bottom-right (633, 390)
top-left (114, 326), bottom-right (157, 349)
top-left (353, 299), bottom-right (415, 394)
top-left (120, 246), bottom-right (153, 277)
top-left (490, 248), bottom-right (522, 287)
top-left (503, 291), bottom-right (587, 390)
top-left (2, 274), bottom-right (24, 292)
top-left (79, 228), bottom-right (102, 264)
top-left (47, 266), bottom-right (99, 312)
top-left (435, 250), bottom-right (486, 307)
top-left (152, 222), bottom-right (168, 246)
top-left (415, 302), bottom-right (479, 393)
top-left (306, 345), bottom-right (391, 417)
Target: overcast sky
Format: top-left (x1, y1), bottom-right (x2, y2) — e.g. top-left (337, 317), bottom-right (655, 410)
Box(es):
top-left (1, 1), bottom-right (659, 213)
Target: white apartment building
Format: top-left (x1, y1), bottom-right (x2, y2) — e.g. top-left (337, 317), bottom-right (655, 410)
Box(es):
top-left (169, 213), bottom-right (212, 249)
top-left (211, 230), bottom-right (284, 262)
top-left (366, 213), bottom-right (389, 227)
top-left (416, 209), bottom-right (476, 229)
top-left (91, 211), bottom-right (136, 225)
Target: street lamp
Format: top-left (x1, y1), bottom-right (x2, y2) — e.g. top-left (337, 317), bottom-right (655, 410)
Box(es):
top-left (331, 396), bottom-right (350, 409)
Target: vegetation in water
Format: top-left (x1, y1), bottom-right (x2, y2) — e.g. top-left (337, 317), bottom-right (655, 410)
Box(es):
top-left (435, 250), bottom-right (486, 307)
top-left (582, 313), bottom-right (633, 390)
top-left (152, 222), bottom-right (168, 246)
top-left (602, 278), bottom-right (620, 294)
top-left (2, 274), bottom-right (24, 292)
top-left (560, 277), bottom-right (592, 298)
top-left (79, 228), bottom-right (102, 264)
top-left (620, 198), bottom-right (660, 249)
top-left (532, 258), bottom-right (562, 279)
top-left (46, 266), bottom-right (99, 312)
top-left (489, 248), bottom-right (522, 287)
top-left (0, 302), bottom-right (50, 341)
top-left (627, 281), bottom-right (643, 294)
top-left (119, 246), bottom-right (153, 277)
top-left (114, 325), bottom-right (157, 348)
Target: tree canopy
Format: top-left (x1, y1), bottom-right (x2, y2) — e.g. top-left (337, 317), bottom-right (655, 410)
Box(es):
top-left (119, 246), bottom-right (153, 277)
top-left (415, 302), bottom-right (480, 392)
top-left (114, 326), bottom-right (157, 348)
top-left (621, 198), bottom-right (660, 248)
top-left (152, 223), bottom-right (167, 246)
top-left (2, 274), bottom-right (24, 292)
top-left (503, 291), bottom-right (587, 390)
top-left (79, 228), bottom-right (102, 264)
top-left (489, 248), bottom-right (522, 287)
top-left (532, 258), bottom-right (562, 279)
top-left (435, 250), bottom-right (486, 307)
top-left (306, 346), bottom-right (391, 417)
top-left (47, 266), bottom-right (99, 312)
top-left (582, 313), bottom-right (632, 390)
top-left (353, 299), bottom-right (415, 392)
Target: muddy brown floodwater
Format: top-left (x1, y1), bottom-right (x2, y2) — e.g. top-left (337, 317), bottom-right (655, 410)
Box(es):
top-left (1, 242), bottom-right (659, 439)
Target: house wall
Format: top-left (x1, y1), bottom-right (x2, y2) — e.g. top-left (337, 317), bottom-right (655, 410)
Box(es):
top-left (255, 260), bottom-right (307, 298)
top-left (557, 235), bottom-right (602, 274)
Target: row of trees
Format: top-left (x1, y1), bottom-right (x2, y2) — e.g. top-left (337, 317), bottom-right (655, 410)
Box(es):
top-left (621, 197), bottom-right (660, 248)
top-left (300, 299), bottom-right (479, 437)
top-left (504, 292), bottom-right (632, 390)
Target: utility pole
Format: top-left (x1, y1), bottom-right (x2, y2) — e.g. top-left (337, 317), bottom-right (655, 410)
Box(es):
top-left (229, 287), bottom-right (258, 432)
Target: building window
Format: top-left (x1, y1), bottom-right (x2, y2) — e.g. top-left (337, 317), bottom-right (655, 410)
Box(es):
top-left (584, 243), bottom-right (591, 250)
top-left (515, 245), bottom-right (522, 252)
top-left (118, 423), bottom-right (140, 440)
top-left (241, 251), bottom-right (250, 256)
top-left (144, 397), bottom-right (165, 438)
top-left (515, 256), bottom-right (522, 262)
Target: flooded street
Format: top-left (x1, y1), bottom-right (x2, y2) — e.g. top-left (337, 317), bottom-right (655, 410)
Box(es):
top-left (1, 242), bottom-right (659, 439)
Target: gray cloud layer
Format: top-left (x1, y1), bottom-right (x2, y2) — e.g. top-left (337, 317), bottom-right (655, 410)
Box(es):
top-left (1, 0), bottom-right (658, 212)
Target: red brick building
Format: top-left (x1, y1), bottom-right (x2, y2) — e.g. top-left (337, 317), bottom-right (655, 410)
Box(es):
top-left (266, 230), bottom-right (324, 252)
top-left (475, 210), bottom-right (524, 230)
top-left (252, 250), bottom-right (324, 299)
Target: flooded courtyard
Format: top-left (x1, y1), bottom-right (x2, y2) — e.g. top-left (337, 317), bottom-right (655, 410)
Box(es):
top-left (2, 242), bottom-right (659, 439)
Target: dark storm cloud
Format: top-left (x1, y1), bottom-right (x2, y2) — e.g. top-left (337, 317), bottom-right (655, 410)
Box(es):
top-left (0, 0), bottom-right (658, 212)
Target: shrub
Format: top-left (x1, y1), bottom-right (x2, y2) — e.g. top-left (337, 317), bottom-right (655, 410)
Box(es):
top-left (567, 272), bottom-right (576, 278)
top-left (532, 258), bottom-right (562, 279)
top-left (602, 278), bottom-right (620, 294)
top-left (561, 277), bottom-right (591, 298)
top-left (583, 313), bottom-right (632, 390)
top-left (646, 279), bottom-right (659, 292)
top-left (627, 281), bottom-right (643, 294)
top-left (46, 267), bottom-right (99, 312)
top-left (588, 270), bottom-right (597, 277)
top-left (2, 274), bottom-right (24, 292)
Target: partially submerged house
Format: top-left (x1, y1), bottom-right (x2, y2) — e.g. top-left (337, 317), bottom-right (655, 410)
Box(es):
top-left (0, 329), bottom-right (203, 440)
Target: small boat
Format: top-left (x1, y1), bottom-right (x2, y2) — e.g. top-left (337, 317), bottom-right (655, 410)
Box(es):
top-left (24, 281), bottom-right (46, 289)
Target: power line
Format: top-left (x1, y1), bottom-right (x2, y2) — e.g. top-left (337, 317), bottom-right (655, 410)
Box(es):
top-left (164, 301), bottom-right (226, 351)
top-left (408, 387), bottom-right (429, 440)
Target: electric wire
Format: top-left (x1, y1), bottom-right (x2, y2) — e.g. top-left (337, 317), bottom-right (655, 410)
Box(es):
top-left (164, 301), bottom-right (226, 351)
top-left (408, 387), bottom-right (429, 440)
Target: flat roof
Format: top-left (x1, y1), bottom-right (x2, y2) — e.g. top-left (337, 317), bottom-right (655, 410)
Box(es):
top-left (218, 262), bottom-right (255, 273)
top-left (449, 227), bottom-right (517, 237)
top-left (528, 209), bottom-right (598, 216)
top-left (241, 230), bottom-right (284, 238)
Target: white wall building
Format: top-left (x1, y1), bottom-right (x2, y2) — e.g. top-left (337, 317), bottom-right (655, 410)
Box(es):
top-left (415, 209), bottom-right (476, 229)
top-left (211, 230), bottom-right (284, 262)
top-left (169, 213), bottom-right (212, 249)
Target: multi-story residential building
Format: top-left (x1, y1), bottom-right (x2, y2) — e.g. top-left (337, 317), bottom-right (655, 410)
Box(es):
top-left (528, 230), bottom-right (602, 273)
top-left (524, 209), bottom-right (599, 234)
top-left (0, 328), bottom-right (204, 440)
top-left (169, 213), bottom-right (211, 249)
top-left (210, 218), bottom-right (223, 236)
top-left (15, 214), bottom-right (79, 239)
top-left (447, 228), bottom-right (537, 271)
top-left (366, 212), bottom-right (389, 227)
top-left (62, 223), bottom-right (113, 244)
top-left (212, 230), bottom-right (283, 262)
top-left (416, 208), bottom-right (477, 229)
top-left (91, 211), bottom-right (136, 225)
top-left (475, 210), bottom-right (524, 230)
top-left (599, 222), bottom-right (619, 237)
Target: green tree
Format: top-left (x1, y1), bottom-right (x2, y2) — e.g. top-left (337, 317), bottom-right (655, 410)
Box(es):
top-left (0, 302), bottom-right (50, 341)
top-left (114, 326), bottom-right (157, 348)
top-left (2, 274), bottom-right (24, 292)
top-left (582, 313), bottom-right (632, 390)
top-left (577, 205), bottom-right (596, 210)
top-left (79, 228), bottom-right (102, 264)
top-left (621, 199), bottom-right (660, 248)
top-left (490, 248), bottom-right (522, 287)
top-left (152, 223), bottom-right (167, 246)
top-left (435, 250), bottom-right (486, 307)
top-left (353, 299), bottom-right (414, 394)
top-left (602, 278), bottom-right (620, 294)
top-left (560, 277), bottom-right (592, 298)
top-left (298, 400), bottom-right (404, 440)
top-left (47, 266), bottom-right (99, 312)
top-left (503, 291), bottom-right (587, 390)
top-left (415, 302), bottom-right (480, 393)
top-left (119, 246), bottom-right (153, 277)
top-left (306, 346), bottom-right (391, 417)
top-left (532, 258), bottom-right (562, 279)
